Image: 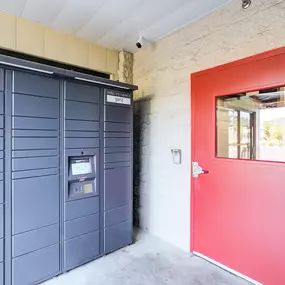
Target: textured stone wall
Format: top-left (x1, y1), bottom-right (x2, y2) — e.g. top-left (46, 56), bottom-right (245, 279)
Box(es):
top-left (118, 50), bottom-right (133, 84)
top-left (133, 0), bottom-right (285, 251)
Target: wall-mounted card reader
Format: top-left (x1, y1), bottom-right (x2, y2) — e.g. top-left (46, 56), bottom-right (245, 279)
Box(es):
top-left (68, 156), bottom-right (97, 200)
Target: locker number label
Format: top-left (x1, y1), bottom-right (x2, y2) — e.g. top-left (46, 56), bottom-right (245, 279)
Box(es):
top-left (107, 95), bottom-right (131, 105)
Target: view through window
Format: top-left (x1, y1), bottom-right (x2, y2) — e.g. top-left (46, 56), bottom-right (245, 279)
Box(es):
top-left (216, 87), bottom-right (285, 162)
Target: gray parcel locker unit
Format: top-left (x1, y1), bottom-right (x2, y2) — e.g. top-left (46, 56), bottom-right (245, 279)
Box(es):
top-left (0, 56), bottom-right (137, 285)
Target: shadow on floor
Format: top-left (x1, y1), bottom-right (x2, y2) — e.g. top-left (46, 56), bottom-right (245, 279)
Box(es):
top-left (43, 231), bottom-right (252, 285)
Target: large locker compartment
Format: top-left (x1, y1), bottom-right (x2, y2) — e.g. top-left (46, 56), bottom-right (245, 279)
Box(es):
top-left (0, 56), bottom-right (137, 285)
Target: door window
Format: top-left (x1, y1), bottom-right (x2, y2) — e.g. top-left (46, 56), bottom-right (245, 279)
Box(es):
top-left (216, 87), bottom-right (285, 162)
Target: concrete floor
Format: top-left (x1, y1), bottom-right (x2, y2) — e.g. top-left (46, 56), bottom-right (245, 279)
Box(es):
top-left (44, 232), bottom-right (251, 285)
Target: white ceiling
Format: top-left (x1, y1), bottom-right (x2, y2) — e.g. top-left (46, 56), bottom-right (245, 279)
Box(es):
top-left (0, 0), bottom-right (232, 52)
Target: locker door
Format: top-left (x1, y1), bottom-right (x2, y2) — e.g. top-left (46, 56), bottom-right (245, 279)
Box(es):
top-left (11, 71), bottom-right (60, 285)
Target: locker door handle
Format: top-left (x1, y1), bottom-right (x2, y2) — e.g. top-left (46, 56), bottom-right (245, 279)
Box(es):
top-left (192, 162), bottom-right (209, 178)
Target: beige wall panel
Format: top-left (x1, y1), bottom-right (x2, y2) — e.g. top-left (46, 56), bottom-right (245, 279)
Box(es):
top-left (44, 28), bottom-right (68, 63)
top-left (66, 36), bottom-right (89, 67)
top-left (16, 17), bottom-right (45, 57)
top-left (0, 11), bottom-right (16, 50)
top-left (107, 50), bottom-right (119, 75)
top-left (89, 44), bottom-right (107, 72)
top-left (0, 13), bottom-right (119, 75)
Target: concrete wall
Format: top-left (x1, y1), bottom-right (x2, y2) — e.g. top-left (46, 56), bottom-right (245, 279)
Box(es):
top-left (133, 0), bottom-right (285, 251)
top-left (0, 11), bottom-right (118, 75)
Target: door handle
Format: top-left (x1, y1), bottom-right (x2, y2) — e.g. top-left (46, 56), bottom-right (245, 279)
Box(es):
top-left (192, 162), bottom-right (209, 178)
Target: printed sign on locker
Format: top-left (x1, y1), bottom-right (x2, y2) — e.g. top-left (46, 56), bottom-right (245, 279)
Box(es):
top-left (106, 89), bottom-right (131, 105)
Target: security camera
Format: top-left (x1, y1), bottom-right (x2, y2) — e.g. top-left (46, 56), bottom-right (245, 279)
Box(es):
top-left (242, 0), bottom-right (251, 9)
top-left (136, 36), bottom-right (144, 49)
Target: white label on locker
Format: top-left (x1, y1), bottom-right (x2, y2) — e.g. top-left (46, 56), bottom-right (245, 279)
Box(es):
top-left (107, 95), bottom-right (131, 105)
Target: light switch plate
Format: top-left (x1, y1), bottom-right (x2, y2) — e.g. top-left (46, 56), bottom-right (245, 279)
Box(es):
top-left (171, 149), bottom-right (182, 165)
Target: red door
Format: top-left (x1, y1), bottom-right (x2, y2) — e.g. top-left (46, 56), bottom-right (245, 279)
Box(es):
top-left (191, 48), bottom-right (285, 285)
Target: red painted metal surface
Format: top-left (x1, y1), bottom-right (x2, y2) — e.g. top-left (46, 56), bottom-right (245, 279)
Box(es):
top-left (191, 47), bottom-right (285, 285)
